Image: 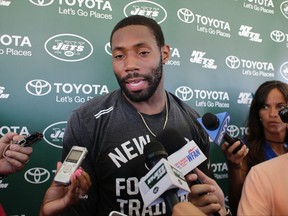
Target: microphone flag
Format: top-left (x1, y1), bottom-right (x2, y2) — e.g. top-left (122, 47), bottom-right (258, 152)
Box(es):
top-left (197, 112), bottom-right (231, 146)
top-left (138, 158), bottom-right (190, 208)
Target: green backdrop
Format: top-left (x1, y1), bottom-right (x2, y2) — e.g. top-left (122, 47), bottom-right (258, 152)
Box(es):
top-left (1, 0), bottom-right (288, 215)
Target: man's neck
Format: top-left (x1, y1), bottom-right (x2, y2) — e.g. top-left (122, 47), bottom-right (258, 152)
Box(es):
top-left (124, 91), bottom-right (167, 115)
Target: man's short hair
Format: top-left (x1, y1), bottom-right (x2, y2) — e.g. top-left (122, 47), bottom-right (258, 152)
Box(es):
top-left (110, 15), bottom-right (165, 48)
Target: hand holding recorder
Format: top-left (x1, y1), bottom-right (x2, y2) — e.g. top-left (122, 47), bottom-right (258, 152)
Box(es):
top-left (40, 161), bottom-right (91, 216)
top-left (54, 146), bottom-right (88, 185)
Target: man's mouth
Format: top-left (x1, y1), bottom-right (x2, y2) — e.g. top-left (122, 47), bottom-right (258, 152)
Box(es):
top-left (126, 79), bottom-right (146, 91)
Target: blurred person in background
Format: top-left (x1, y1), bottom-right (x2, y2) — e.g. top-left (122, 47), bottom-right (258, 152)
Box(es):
top-left (221, 80), bottom-right (288, 215)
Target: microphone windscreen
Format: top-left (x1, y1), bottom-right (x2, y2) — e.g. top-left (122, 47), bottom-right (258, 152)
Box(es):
top-left (156, 128), bottom-right (186, 155)
top-left (279, 108), bottom-right (288, 123)
top-left (202, 112), bottom-right (219, 130)
top-left (144, 141), bottom-right (168, 169)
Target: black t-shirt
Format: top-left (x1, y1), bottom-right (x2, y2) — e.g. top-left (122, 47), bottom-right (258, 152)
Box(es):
top-left (61, 89), bottom-right (210, 216)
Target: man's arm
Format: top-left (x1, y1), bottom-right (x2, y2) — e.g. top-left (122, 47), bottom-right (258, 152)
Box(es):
top-left (172, 202), bottom-right (205, 216)
top-left (237, 166), bottom-right (269, 215)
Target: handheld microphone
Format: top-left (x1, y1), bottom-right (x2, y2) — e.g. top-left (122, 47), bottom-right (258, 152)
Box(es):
top-left (197, 112), bottom-right (243, 154)
top-left (279, 107), bottom-right (288, 123)
top-left (156, 128), bottom-right (220, 216)
top-left (155, 128), bottom-right (207, 185)
top-left (139, 141), bottom-right (190, 215)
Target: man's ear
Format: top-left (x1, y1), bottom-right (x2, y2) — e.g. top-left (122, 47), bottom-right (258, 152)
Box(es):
top-left (161, 45), bottom-right (170, 64)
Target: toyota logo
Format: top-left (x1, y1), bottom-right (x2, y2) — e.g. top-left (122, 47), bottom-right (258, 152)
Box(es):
top-left (175, 86), bottom-right (193, 101)
top-left (29, 0), bottom-right (54, 6)
top-left (270, 30), bottom-right (286, 43)
top-left (227, 125), bottom-right (240, 138)
top-left (26, 79), bottom-right (52, 96)
top-left (226, 56), bottom-right (241, 69)
top-left (24, 167), bottom-right (50, 184)
top-left (177, 8), bottom-right (195, 24)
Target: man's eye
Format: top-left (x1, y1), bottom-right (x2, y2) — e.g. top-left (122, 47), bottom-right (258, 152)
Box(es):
top-left (113, 54), bottom-right (124, 60)
top-left (139, 51), bottom-right (149, 57)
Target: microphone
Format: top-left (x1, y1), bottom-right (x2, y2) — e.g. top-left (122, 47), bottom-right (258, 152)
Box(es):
top-left (156, 128), bottom-right (221, 216)
top-left (197, 112), bottom-right (243, 154)
top-left (279, 107), bottom-right (288, 123)
top-left (155, 128), bottom-right (207, 185)
top-left (139, 141), bottom-right (190, 215)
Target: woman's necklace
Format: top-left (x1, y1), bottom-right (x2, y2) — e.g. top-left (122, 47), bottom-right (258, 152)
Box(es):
top-left (266, 140), bottom-right (287, 156)
top-left (137, 95), bottom-right (169, 137)
top-left (270, 145), bottom-right (286, 156)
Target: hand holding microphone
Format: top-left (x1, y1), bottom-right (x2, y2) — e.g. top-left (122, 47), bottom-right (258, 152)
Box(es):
top-left (198, 112), bottom-right (245, 154)
top-left (139, 140), bottom-right (190, 216)
top-left (156, 128), bottom-right (224, 216)
top-left (187, 168), bottom-right (226, 216)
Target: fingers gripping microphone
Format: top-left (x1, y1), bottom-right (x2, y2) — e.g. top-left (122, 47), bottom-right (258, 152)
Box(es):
top-left (139, 141), bottom-right (190, 215)
top-left (198, 112), bottom-right (243, 154)
top-left (155, 128), bottom-right (206, 185)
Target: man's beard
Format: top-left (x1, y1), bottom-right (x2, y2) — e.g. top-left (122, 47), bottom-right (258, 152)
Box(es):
top-left (115, 60), bottom-right (163, 102)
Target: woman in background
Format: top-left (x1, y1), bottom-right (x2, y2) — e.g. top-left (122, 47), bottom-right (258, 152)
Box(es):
top-left (221, 80), bottom-right (288, 215)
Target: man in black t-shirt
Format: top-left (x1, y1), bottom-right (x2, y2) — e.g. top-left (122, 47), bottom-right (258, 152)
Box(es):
top-left (40, 15), bottom-right (227, 216)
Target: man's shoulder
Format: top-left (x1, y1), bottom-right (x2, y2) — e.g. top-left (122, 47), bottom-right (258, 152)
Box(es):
top-left (253, 153), bottom-right (288, 175)
top-left (168, 92), bottom-right (200, 117)
top-left (72, 90), bottom-right (121, 117)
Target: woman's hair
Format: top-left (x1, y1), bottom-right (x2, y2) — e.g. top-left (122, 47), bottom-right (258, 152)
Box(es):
top-left (109, 15), bottom-right (165, 49)
top-left (246, 80), bottom-right (288, 168)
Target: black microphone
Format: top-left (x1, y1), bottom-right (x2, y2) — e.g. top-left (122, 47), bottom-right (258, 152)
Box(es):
top-left (155, 128), bottom-right (203, 186)
top-left (144, 141), bottom-right (179, 216)
top-left (202, 112), bottom-right (243, 154)
top-left (279, 107), bottom-right (288, 123)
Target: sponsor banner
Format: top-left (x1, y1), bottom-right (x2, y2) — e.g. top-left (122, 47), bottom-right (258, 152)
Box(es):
top-left (1, 1), bottom-right (287, 215)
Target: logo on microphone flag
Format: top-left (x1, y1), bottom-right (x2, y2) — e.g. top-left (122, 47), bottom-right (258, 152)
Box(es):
top-left (197, 112), bottom-right (231, 146)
